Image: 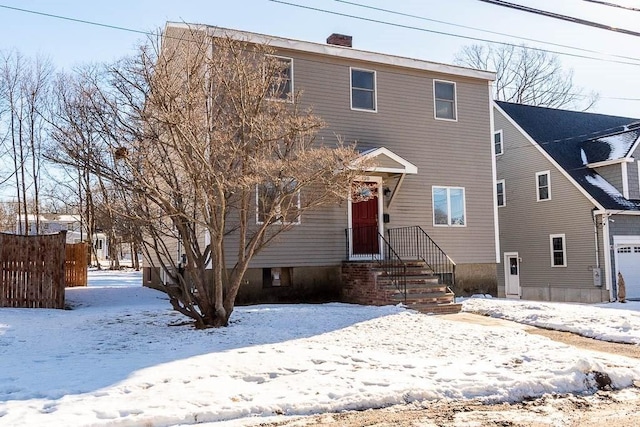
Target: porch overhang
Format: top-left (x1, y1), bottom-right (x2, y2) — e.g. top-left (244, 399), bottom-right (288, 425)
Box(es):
top-left (355, 147), bottom-right (417, 207)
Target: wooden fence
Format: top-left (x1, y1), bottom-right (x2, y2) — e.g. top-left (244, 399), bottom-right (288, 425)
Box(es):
top-left (0, 231), bottom-right (66, 309)
top-left (65, 242), bottom-right (88, 287)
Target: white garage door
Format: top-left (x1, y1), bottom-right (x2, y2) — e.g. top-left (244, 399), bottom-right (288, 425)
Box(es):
top-left (616, 245), bottom-right (640, 300)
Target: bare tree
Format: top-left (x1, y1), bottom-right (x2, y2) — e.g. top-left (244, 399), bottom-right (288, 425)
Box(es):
top-left (49, 27), bottom-right (364, 328)
top-left (454, 44), bottom-right (599, 110)
top-left (0, 51), bottom-right (53, 234)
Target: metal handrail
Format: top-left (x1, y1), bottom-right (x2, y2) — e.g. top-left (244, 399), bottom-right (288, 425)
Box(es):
top-left (386, 226), bottom-right (456, 286)
top-left (345, 226), bottom-right (407, 302)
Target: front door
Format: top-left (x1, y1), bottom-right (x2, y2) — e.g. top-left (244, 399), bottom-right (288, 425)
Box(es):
top-left (504, 252), bottom-right (521, 298)
top-left (351, 183), bottom-right (379, 256)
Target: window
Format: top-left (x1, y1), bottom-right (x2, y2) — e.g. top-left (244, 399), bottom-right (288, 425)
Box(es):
top-left (433, 186), bottom-right (466, 226)
top-left (494, 130), bottom-right (503, 155)
top-left (434, 80), bottom-right (457, 120)
top-left (256, 179), bottom-right (301, 225)
top-left (350, 68), bottom-right (376, 111)
top-left (536, 171), bottom-right (551, 201)
top-left (550, 234), bottom-right (567, 267)
top-left (268, 56), bottom-right (293, 101)
top-left (496, 179), bottom-right (506, 207)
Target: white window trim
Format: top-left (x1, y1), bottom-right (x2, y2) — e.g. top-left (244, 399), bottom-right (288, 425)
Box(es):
top-left (497, 179), bottom-right (506, 207)
top-left (267, 55), bottom-right (294, 103)
top-left (550, 233), bottom-right (567, 267)
top-left (433, 79), bottom-right (458, 122)
top-left (494, 129), bottom-right (504, 156)
top-left (536, 170), bottom-right (551, 202)
top-left (350, 67), bottom-right (377, 112)
top-left (255, 183), bottom-right (301, 226)
top-left (432, 186), bottom-right (467, 227)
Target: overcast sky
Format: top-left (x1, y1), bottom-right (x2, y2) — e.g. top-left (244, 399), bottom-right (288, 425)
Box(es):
top-left (1, 0), bottom-right (639, 116)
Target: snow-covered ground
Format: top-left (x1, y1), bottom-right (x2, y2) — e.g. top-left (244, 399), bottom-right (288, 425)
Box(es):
top-left (1, 272), bottom-right (639, 426)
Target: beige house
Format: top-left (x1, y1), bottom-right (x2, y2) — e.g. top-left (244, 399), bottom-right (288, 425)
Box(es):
top-left (495, 101), bottom-right (640, 303)
top-left (143, 23), bottom-right (500, 311)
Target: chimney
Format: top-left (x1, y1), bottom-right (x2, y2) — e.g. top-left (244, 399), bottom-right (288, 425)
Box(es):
top-left (326, 33), bottom-right (352, 48)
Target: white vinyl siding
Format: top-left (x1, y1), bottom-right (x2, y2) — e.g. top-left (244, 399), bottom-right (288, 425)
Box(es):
top-left (433, 186), bottom-right (466, 226)
top-left (536, 170), bottom-right (551, 201)
top-left (433, 80), bottom-right (457, 121)
top-left (550, 234), bottom-right (567, 267)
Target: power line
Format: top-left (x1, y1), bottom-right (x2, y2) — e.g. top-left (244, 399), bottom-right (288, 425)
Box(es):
top-left (478, 0), bottom-right (640, 37)
top-left (0, 4), bottom-right (153, 36)
top-left (268, 0), bottom-right (640, 67)
top-left (333, 0), bottom-right (640, 63)
top-left (582, 0), bottom-right (640, 12)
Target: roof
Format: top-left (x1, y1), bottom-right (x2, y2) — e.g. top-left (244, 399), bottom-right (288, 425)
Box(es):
top-left (495, 101), bottom-right (640, 211)
top-left (165, 22), bottom-right (496, 82)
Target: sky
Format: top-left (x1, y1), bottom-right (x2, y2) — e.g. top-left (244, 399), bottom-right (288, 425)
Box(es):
top-left (1, 270), bottom-right (640, 425)
top-left (0, 0), bottom-right (640, 116)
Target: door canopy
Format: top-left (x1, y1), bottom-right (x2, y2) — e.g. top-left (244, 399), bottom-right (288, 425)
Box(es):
top-left (353, 147), bottom-right (418, 207)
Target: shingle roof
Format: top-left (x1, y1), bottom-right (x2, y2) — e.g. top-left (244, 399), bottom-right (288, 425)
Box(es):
top-left (496, 101), bottom-right (640, 211)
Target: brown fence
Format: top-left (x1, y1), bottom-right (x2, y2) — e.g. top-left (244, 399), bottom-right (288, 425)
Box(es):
top-left (65, 243), bottom-right (88, 287)
top-left (0, 231), bottom-right (66, 309)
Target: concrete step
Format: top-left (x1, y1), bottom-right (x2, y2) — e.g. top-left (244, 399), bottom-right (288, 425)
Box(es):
top-left (377, 275), bottom-right (440, 287)
top-left (381, 283), bottom-right (449, 294)
top-left (407, 303), bottom-right (463, 315)
top-left (394, 291), bottom-right (455, 304)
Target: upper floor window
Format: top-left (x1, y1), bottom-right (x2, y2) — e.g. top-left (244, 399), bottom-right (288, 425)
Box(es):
top-left (550, 234), bottom-right (567, 267)
top-left (497, 179), bottom-right (506, 207)
top-left (494, 130), bottom-right (503, 155)
top-left (433, 186), bottom-right (466, 226)
top-left (536, 171), bottom-right (551, 201)
top-left (351, 68), bottom-right (376, 111)
top-left (268, 56), bottom-right (293, 101)
top-left (256, 179), bottom-right (301, 225)
top-left (434, 80), bottom-right (457, 121)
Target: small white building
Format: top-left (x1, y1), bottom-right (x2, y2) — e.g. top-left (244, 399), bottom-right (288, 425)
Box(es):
top-left (15, 214), bottom-right (108, 261)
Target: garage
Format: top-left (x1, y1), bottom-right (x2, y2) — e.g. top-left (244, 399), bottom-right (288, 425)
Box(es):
top-left (615, 245), bottom-right (640, 300)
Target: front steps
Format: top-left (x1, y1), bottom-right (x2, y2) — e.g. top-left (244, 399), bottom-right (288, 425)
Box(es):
top-left (341, 261), bottom-right (461, 315)
top-left (376, 262), bottom-right (461, 315)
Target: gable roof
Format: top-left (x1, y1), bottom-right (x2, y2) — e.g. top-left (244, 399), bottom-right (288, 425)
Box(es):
top-left (166, 22), bottom-right (495, 82)
top-left (495, 101), bottom-right (640, 211)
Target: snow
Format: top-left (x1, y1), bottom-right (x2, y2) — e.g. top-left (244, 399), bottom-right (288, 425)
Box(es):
top-left (595, 132), bottom-right (638, 161)
top-left (463, 297), bottom-right (640, 344)
top-left (585, 173), bottom-right (638, 208)
top-left (1, 272), bottom-right (640, 426)
top-left (581, 148), bottom-right (588, 165)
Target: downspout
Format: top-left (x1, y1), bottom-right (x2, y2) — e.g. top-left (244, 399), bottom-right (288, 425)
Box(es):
top-left (600, 211), bottom-right (614, 301)
top-left (592, 209), bottom-right (600, 269)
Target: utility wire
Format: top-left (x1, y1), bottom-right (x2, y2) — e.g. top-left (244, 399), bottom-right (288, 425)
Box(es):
top-left (0, 3), bottom-right (153, 36)
top-left (333, 0), bottom-right (640, 63)
top-left (478, 0), bottom-right (640, 37)
top-left (582, 0), bottom-right (640, 12)
top-left (268, 0), bottom-right (640, 66)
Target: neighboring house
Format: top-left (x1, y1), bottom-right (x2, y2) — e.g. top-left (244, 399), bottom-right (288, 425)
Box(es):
top-left (145, 23), bottom-right (500, 311)
top-left (495, 100), bottom-right (640, 303)
top-left (15, 214), bottom-right (108, 261)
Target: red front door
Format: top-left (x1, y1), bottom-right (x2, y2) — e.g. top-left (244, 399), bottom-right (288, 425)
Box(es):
top-left (351, 185), bottom-right (379, 255)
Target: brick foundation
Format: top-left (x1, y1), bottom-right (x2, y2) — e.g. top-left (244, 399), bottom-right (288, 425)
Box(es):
top-left (341, 262), bottom-right (396, 306)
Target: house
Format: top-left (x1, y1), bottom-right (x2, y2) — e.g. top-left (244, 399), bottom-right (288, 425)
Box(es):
top-left (494, 100), bottom-right (640, 302)
top-left (144, 23), bottom-right (500, 312)
top-left (15, 213), bottom-right (108, 262)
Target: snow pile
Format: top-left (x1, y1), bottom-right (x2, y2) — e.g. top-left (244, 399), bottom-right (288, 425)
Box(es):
top-left (462, 297), bottom-right (640, 344)
top-left (1, 272), bottom-right (640, 426)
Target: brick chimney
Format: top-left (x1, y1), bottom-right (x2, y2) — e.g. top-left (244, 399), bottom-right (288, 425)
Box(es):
top-left (326, 33), bottom-right (352, 48)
